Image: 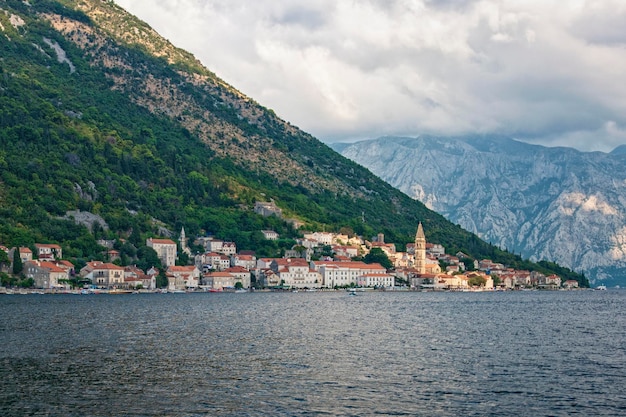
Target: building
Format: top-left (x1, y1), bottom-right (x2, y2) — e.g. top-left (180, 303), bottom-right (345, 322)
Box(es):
top-left (312, 261), bottom-right (387, 288)
top-left (90, 263), bottom-right (125, 288)
top-left (261, 230), bottom-right (279, 240)
top-left (224, 266), bottom-right (252, 288)
top-left (271, 258), bottom-right (322, 289)
top-left (35, 243), bottom-right (62, 261)
top-left (196, 252), bottom-right (231, 271)
top-left (358, 272), bottom-right (395, 288)
top-left (414, 222), bottom-right (426, 275)
top-left (254, 201), bottom-right (283, 217)
top-left (24, 260), bottom-right (70, 289)
top-left (202, 271), bottom-right (235, 290)
top-left (231, 254), bottom-right (256, 270)
top-left (146, 238), bottom-right (177, 267)
top-left (167, 265), bottom-right (200, 290)
top-left (179, 227), bottom-right (191, 256)
top-left (124, 265), bottom-right (154, 290)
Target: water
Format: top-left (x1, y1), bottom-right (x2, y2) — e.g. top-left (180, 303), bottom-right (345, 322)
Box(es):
top-left (1, 290), bottom-right (625, 416)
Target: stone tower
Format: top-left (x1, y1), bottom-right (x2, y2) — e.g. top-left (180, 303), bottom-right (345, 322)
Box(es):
top-left (414, 222), bottom-right (426, 275)
top-left (180, 227), bottom-right (191, 256)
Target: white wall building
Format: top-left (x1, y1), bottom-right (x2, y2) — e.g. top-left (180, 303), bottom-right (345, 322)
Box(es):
top-left (146, 238), bottom-right (177, 267)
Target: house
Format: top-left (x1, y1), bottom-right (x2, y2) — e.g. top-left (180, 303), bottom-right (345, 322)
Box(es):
top-left (35, 243), bottom-right (62, 261)
top-left (261, 230), bottom-right (279, 241)
top-left (302, 232), bottom-right (333, 246)
top-left (545, 274), bottom-right (562, 287)
top-left (231, 254), bottom-right (256, 270)
top-left (197, 252), bottom-right (231, 271)
top-left (202, 271), bottom-right (235, 290)
top-left (224, 266), bottom-right (251, 288)
top-left (106, 249), bottom-right (120, 262)
top-left (220, 242), bottom-right (237, 256)
top-left (23, 260), bottom-right (70, 289)
top-left (146, 238), bottom-right (177, 267)
top-left (80, 261), bottom-right (105, 278)
top-left (258, 269), bottom-right (280, 287)
top-left (90, 263), bottom-right (125, 288)
top-left (434, 273), bottom-right (469, 290)
top-left (124, 265), bottom-right (154, 289)
top-left (167, 265), bottom-right (200, 290)
top-left (426, 243), bottom-right (445, 257)
top-left (54, 260), bottom-right (76, 277)
top-left (7, 246), bottom-right (33, 266)
top-left (563, 280), bottom-right (579, 289)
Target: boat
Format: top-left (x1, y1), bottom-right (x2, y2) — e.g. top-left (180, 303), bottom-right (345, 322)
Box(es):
top-left (595, 285), bottom-right (607, 291)
top-left (348, 289), bottom-right (357, 296)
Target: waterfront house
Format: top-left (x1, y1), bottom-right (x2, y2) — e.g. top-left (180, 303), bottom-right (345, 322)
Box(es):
top-left (167, 265), bottom-right (200, 290)
top-left (24, 260), bottom-right (69, 289)
top-left (224, 266), bottom-right (251, 288)
top-left (90, 263), bottom-right (125, 288)
top-left (202, 271), bottom-right (235, 290)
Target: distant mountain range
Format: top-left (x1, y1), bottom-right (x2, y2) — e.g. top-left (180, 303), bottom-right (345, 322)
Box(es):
top-left (334, 136), bottom-right (626, 286)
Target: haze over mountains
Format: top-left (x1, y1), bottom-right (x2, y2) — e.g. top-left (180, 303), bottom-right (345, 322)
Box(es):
top-left (335, 136), bottom-right (626, 286)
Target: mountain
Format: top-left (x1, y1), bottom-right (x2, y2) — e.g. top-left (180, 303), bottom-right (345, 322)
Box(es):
top-left (334, 135), bottom-right (626, 286)
top-left (0, 1), bottom-right (583, 283)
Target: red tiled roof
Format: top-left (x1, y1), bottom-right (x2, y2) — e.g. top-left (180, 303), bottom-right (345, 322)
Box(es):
top-left (149, 238), bottom-right (176, 245)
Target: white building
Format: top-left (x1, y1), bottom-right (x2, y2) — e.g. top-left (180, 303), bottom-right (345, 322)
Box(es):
top-left (272, 258), bottom-right (322, 289)
top-left (146, 238), bottom-right (177, 267)
top-left (312, 261), bottom-right (387, 288)
top-left (358, 273), bottom-right (395, 288)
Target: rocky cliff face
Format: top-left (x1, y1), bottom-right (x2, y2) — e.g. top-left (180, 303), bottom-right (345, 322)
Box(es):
top-left (335, 136), bottom-right (626, 285)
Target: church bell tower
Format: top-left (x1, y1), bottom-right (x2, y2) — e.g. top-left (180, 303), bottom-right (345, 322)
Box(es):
top-left (414, 222), bottom-right (426, 275)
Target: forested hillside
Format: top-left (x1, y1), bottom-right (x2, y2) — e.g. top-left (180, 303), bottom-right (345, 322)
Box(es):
top-left (0, 0), bottom-right (585, 284)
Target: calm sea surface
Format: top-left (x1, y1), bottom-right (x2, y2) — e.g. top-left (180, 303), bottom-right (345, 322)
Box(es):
top-left (1, 290), bottom-right (625, 416)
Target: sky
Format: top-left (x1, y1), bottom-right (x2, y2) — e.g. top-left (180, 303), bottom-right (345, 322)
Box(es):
top-left (113, 0), bottom-right (626, 152)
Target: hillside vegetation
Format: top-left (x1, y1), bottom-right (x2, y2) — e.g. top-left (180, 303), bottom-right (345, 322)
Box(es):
top-left (0, 0), bottom-right (585, 284)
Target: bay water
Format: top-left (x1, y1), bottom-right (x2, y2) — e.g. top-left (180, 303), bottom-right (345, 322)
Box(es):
top-left (1, 290), bottom-right (625, 416)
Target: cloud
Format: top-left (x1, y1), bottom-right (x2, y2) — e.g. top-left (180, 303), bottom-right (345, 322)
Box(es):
top-left (113, 0), bottom-right (626, 152)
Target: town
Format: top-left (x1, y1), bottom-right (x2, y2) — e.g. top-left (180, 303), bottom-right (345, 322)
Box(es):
top-left (0, 206), bottom-right (576, 293)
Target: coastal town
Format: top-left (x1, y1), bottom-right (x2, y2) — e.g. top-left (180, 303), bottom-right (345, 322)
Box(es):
top-left (0, 204), bottom-right (576, 293)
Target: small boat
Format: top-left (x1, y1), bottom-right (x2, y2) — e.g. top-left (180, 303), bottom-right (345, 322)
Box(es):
top-left (348, 289), bottom-right (357, 296)
top-left (595, 285), bottom-right (607, 291)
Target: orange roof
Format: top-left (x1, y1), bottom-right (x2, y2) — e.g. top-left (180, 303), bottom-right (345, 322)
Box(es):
top-left (93, 263), bottom-right (124, 271)
top-left (167, 266), bottom-right (197, 272)
top-left (205, 271), bottom-right (234, 278)
top-left (224, 266), bottom-right (250, 273)
top-left (35, 243), bottom-right (62, 249)
top-left (313, 261), bottom-right (385, 270)
top-left (149, 238), bottom-right (176, 245)
top-left (39, 261), bottom-right (67, 273)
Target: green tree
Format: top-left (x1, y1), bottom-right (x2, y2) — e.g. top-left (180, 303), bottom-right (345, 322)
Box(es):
top-left (364, 247), bottom-right (393, 270)
top-left (156, 269), bottom-right (168, 288)
top-left (136, 246), bottom-right (162, 272)
top-left (0, 250), bottom-right (10, 271)
top-left (12, 250), bottom-right (23, 275)
top-left (468, 275), bottom-right (487, 287)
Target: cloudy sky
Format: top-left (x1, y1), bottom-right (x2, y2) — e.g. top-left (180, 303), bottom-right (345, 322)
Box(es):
top-left (114, 0), bottom-right (626, 152)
